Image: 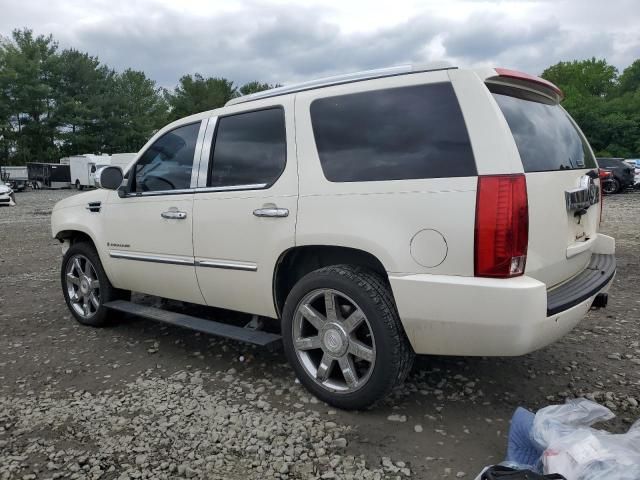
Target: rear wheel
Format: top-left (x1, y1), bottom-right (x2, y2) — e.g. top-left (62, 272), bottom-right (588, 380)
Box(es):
top-left (61, 241), bottom-right (129, 326)
top-left (282, 265), bottom-right (414, 409)
top-left (602, 177), bottom-right (620, 194)
top-left (75, 180), bottom-right (84, 191)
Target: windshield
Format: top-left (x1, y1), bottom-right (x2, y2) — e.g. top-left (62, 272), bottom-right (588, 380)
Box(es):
top-left (491, 87), bottom-right (597, 172)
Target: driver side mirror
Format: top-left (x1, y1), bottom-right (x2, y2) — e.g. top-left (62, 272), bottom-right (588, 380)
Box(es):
top-left (95, 166), bottom-right (124, 190)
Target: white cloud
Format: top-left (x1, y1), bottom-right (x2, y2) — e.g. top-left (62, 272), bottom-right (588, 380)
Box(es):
top-left (0, 0), bottom-right (637, 88)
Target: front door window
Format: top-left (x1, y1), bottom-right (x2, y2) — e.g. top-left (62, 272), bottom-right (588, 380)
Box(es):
top-left (132, 122), bottom-right (201, 192)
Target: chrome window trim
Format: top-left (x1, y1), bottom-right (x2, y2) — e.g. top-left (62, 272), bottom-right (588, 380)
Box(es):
top-left (197, 117), bottom-right (217, 188)
top-left (189, 120), bottom-right (209, 189)
top-left (198, 183), bottom-right (268, 193)
top-left (109, 250), bottom-right (194, 266)
top-left (119, 183), bottom-right (268, 198)
top-left (195, 259), bottom-right (258, 272)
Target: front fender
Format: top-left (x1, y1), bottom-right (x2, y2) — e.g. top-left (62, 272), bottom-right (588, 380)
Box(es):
top-left (51, 204), bottom-right (115, 282)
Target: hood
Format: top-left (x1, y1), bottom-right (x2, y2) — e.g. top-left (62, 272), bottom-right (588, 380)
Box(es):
top-left (0, 184), bottom-right (12, 194)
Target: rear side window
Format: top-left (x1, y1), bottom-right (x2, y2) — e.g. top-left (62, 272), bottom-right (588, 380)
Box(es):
top-left (596, 158), bottom-right (621, 168)
top-left (310, 83), bottom-right (476, 182)
top-left (491, 87), bottom-right (597, 172)
top-left (209, 108), bottom-right (286, 188)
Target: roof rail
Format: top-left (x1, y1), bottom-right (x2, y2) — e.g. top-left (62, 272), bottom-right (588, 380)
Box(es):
top-left (226, 62), bottom-right (456, 106)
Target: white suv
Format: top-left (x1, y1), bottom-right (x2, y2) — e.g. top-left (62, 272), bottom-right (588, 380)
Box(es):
top-left (52, 64), bottom-right (616, 409)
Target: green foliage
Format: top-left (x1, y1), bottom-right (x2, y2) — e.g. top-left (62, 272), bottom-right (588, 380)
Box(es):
top-left (166, 74), bottom-right (237, 121)
top-left (2, 28), bottom-right (640, 165)
top-left (0, 28), bottom-right (168, 165)
top-left (542, 58), bottom-right (640, 158)
top-left (239, 81), bottom-right (279, 96)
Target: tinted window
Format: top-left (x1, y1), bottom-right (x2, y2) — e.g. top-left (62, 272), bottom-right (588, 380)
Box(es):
top-left (132, 122), bottom-right (200, 192)
top-left (310, 83), bottom-right (476, 182)
top-left (492, 89), bottom-right (597, 172)
top-left (209, 108), bottom-right (286, 187)
top-left (596, 158), bottom-right (622, 168)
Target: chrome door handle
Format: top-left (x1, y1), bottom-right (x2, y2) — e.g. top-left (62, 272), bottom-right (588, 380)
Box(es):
top-left (161, 210), bottom-right (187, 220)
top-left (253, 207), bottom-right (289, 218)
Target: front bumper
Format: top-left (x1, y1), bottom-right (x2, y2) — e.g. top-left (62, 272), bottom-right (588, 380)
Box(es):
top-left (389, 251), bottom-right (616, 357)
top-left (0, 192), bottom-right (15, 206)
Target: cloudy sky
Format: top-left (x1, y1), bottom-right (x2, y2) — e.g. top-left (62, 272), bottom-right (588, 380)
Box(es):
top-left (1, 0), bottom-right (638, 89)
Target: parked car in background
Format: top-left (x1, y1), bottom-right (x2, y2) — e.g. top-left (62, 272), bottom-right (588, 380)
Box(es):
top-left (626, 159), bottom-right (640, 188)
top-left (0, 178), bottom-right (16, 206)
top-left (596, 157), bottom-right (635, 194)
top-left (52, 64), bottom-right (616, 409)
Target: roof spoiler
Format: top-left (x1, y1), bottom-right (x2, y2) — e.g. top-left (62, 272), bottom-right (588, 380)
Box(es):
top-left (487, 68), bottom-right (564, 103)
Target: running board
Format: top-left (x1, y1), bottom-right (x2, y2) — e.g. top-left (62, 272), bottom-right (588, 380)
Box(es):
top-left (104, 300), bottom-right (282, 348)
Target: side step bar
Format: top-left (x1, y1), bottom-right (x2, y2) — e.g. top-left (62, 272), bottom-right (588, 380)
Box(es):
top-left (104, 300), bottom-right (282, 348)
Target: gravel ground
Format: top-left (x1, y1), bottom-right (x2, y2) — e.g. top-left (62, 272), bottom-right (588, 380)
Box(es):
top-left (0, 189), bottom-right (639, 480)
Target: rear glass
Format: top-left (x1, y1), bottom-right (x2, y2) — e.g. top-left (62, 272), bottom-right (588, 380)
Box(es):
top-left (491, 87), bottom-right (597, 172)
top-left (310, 83), bottom-right (476, 182)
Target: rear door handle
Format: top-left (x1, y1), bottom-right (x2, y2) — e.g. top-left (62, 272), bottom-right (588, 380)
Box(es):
top-left (161, 210), bottom-right (187, 220)
top-left (253, 207), bottom-right (289, 218)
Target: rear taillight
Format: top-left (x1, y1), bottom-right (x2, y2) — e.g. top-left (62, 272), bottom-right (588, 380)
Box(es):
top-left (474, 175), bottom-right (529, 278)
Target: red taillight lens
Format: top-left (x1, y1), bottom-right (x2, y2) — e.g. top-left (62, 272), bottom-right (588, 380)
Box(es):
top-left (474, 175), bottom-right (529, 278)
top-left (598, 168), bottom-right (612, 180)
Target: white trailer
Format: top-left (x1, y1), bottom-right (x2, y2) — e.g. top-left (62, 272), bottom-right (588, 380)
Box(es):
top-left (109, 153), bottom-right (137, 174)
top-left (0, 166), bottom-right (29, 191)
top-left (69, 155), bottom-right (111, 190)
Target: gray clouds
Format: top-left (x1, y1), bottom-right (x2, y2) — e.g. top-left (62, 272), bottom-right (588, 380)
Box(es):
top-left (0, 0), bottom-right (638, 88)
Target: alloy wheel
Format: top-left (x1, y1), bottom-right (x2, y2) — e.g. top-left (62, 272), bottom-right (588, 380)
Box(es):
top-left (292, 288), bottom-right (376, 393)
top-left (65, 254), bottom-right (101, 319)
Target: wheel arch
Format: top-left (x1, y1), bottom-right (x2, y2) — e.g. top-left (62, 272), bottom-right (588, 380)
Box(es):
top-left (55, 228), bottom-right (98, 248)
top-left (273, 245), bottom-right (389, 318)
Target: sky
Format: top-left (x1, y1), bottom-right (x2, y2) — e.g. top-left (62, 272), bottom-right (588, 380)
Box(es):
top-left (1, 0), bottom-right (638, 89)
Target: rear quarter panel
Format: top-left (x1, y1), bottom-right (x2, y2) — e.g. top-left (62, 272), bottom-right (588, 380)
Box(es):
top-left (294, 70), bottom-right (490, 276)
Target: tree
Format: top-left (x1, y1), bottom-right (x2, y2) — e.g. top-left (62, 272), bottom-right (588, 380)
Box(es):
top-left (542, 58), bottom-right (640, 157)
top-left (54, 49), bottom-right (110, 156)
top-left (101, 69), bottom-right (168, 153)
top-left (542, 58), bottom-right (618, 98)
top-left (0, 29), bottom-right (60, 164)
top-left (617, 60), bottom-right (640, 96)
top-left (166, 74), bottom-right (237, 120)
top-left (238, 81), bottom-right (279, 96)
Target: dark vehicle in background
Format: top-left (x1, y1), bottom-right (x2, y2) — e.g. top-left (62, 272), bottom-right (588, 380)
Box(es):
top-left (596, 157), bottom-right (635, 194)
top-left (27, 162), bottom-right (71, 189)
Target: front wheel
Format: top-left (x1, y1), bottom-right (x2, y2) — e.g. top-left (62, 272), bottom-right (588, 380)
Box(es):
top-left (61, 241), bottom-right (129, 326)
top-left (282, 265), bottom-right (414, 410)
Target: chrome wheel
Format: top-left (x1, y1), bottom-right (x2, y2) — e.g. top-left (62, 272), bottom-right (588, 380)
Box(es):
top-left (65, 254), bottom-right (101, 319)
top-left (293, 289), bottom-right (376, 393)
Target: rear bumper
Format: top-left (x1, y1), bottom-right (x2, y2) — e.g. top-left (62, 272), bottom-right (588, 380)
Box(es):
top-left (547, 254), bottom-right (616, 315)
top-left (389, 252), bottom-right (616, 357)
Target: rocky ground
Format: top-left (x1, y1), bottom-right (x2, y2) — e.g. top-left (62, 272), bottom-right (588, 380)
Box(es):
top-left (0, 189), bottom-right (639, 480)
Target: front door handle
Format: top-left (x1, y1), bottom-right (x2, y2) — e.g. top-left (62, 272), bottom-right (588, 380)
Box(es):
top-left (161, 210), bottom-right (187, 220)
top-left (253, 207), bottom-right (289, 218)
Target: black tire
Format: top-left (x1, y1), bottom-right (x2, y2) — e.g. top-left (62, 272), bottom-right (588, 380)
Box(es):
top-left (602, 178), bottom-right (620, 195)
top-left (75, 180), bottom-right (84, 191)
top-left (282, 265), bottom-right (414, 410)
top-left (61, 241), bottom-right (130, 327)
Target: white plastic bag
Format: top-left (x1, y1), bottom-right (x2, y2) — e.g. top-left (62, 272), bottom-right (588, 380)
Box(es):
top-left (531, 399), bottom-right (640, 480)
